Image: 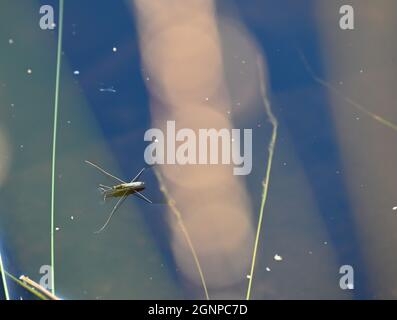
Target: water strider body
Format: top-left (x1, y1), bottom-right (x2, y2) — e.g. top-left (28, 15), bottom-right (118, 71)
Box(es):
top-left (85, 160), bottom-right (152, 233)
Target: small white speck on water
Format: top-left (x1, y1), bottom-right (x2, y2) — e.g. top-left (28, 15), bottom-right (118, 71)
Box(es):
top-left (27, 68), bottom-right (32, 74)
top-left (205, 97), bottom-right (209, 101)
top-left (11, 103), bottom-right (14, 108)
top-left (356, 117), bottom-right (360, 120)
top-left (8, 38), bottom-right (14, 44)
top-left (360, 69), bottom-right (364, 73)
top-left (246, 274), bottom-right (251, 279)
top-left (324, 241), bottom-right (328, 245)
top-left (266, 267), bottom-right (271, 272)
top-left (99, 87), bottom-right (116, 93)
top-left (241, 59), bottom-right (246, 64)
top-left (393, 206), bottom-right (397, 211)
top-left (73, 70), bottom-right (80, 75)
top-left (308, 251), bottom-right (313, 255)
top-left (274, 254), bottom-right (283, 261)
top-left (149, 277), bottom-right (153, 280)
top-left (146, 77), bottom-right (150, 81)
top-left (55, 227), bottom-right (60, 231)
top-left (70, 216), bottom-right (74, 220)
top-left (112, 47), bottom-right (117, 52)
top-left (283, 162), bottom-right (287, 166)
top-left (20, 144), bottom-right (24, 149)
top-left (67, 120), bottom-right (71, 124)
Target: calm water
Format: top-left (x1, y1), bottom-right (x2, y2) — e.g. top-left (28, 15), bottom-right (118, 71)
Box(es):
top-left (1, 0), bottom-right (397, 300)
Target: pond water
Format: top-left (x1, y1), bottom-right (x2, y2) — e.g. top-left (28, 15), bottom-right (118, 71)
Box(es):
top-left (1, 0), bottom-right (397, 300)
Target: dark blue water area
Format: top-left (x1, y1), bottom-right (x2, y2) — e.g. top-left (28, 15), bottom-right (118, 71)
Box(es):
top-left (39, 0), bottom-right (179, 283)
top-left (29, 0), bottom-right (373, 298)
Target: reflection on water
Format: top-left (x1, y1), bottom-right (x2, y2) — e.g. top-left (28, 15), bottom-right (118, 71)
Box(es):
top-left (1, 0), bottom-right (397, 299)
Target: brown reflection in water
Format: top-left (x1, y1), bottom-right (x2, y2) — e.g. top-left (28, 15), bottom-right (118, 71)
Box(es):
top-left (132, 0), bottom-right (255, 296)
top-left (316, 0), bottom-right (397, 298)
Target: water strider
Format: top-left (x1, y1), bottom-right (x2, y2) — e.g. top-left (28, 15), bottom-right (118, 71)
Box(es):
top-left (85, 160), bottom-right (153, 233)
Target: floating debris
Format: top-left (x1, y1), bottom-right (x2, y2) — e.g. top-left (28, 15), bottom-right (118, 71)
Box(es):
top-left (112, 47), bottom-right (117, 52)
top-left (27, 68), bottom-right (32, 74)
top-left (70, 216), bottom-right (74, 220)
top-left (274, 254), bottom-right (283, 261)
top-left (55, 227), bottom-right (60, 231)
top-left (73, 70), bottom-right (80, 75)
top-left (393, 206), bottom-right (397, 211)
top-left (99, 87), bottom-right (116, 93)
top-left (265, 267), bottom-right (271, 272)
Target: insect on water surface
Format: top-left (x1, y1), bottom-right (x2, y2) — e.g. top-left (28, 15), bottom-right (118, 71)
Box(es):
top-left (85, 160), bottom-right (153, 233)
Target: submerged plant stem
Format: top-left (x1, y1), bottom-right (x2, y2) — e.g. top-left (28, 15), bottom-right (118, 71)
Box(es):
top-left (0, 253), bottom-right (10, 300)
top-left (299, 50), bottom-right (397, 132)
top-left (246, 55), bottom-right (278, 300)
top-left (154, 169), bottom-right (210, 300)
top-left (0, 265), bottom-right (47, 300)
top-left (50, 0), bottom-right (64, 296)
